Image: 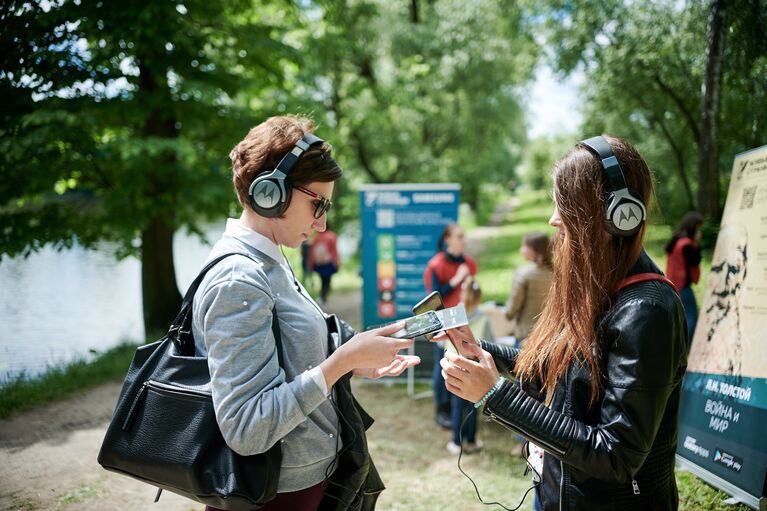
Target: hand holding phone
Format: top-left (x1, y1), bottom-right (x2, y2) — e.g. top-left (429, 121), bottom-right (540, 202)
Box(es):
top-left (412, 291), bottom-right (444, 340)
top-left (437, 323), bottom-right (479, 359)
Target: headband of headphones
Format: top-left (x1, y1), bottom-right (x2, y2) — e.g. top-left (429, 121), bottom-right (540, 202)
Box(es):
top-left (578, 135), bottom-right (647, 236)
top-left (579, 136), bottom-right (628, 194)
top-left (271, 132), bottom-right (325, 180)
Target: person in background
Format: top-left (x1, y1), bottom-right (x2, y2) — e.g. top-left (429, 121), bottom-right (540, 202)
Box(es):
top-left (665, 211), bottom-right (703, 347)
top-left (423, 223), bottom-right (477, 429)
top-left (193, 115), bottom-right (420, 511)
top-left (505, 232), bottom-right (554, 345)
top-left (309, 225), bottom-right (340, 304)
top-left (437, 135), bottom-right (687, 510)
top-left (446, 276), bottom-right (492, 455)
top-left (300, 238), bottom-right (313, 287)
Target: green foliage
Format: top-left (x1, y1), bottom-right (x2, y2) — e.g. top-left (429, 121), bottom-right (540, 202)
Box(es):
top-left (473, 190), bottom-right (556, 304)
top-left (535, 0), bottom-right (767, 226)
top-left (0, 342), bottom-right (138, 419)
top-left (283, 0), bottom-right (539, 226)
top-left (676, 470), bottom-right (751, 511)
top-left (0, 0), bottom-right (296, 259)
top-left (519, 134), bottom-right (574, 190)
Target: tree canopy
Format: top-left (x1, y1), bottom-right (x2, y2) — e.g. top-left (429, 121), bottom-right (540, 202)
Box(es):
top-left (534, 0), bottom-right (767, 230)
top-left (1, 0), bottom-right (539, 334)
top-left (3, 0), bottom-right (764, 331)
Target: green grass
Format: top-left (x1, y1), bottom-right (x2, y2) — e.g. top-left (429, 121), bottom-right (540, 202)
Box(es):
top-left (0, 342), bottom-right (138, 419)
top-left (473, 190), bottom-right (557, 304)
top-left (355, 381), bottom-right (535, 511)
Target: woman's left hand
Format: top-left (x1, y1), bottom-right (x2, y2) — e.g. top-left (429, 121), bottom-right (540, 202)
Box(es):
top-left (353, 355), bottom-right (421, 379)
top-left (440, 342), bottom-right (500, 403)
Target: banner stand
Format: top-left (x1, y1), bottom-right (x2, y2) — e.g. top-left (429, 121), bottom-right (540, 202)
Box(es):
top-left (675, 144), bottom-right (767, 510)
top-left (676, 455), bottom-right (765, 510)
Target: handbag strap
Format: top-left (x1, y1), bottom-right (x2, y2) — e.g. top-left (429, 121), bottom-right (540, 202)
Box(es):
top-left (171, 252), bottom-right (284, 365)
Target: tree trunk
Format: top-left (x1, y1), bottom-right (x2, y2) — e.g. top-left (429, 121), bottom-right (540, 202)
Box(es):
top-left (141, 217), bottom-right (182, 338)
top-left (698, 0), bottom-right (727, 222)
top-left (137, 54), bottom-right (182, 337)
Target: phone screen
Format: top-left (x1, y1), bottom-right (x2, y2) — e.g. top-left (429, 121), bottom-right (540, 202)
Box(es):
top-left (405, 311), bottom-right (440, 335)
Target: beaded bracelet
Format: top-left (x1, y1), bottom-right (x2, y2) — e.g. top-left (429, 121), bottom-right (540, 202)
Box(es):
top-left (474, 376), bottom-right (506, 409)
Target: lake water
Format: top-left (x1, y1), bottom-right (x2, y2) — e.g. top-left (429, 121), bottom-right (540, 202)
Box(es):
top-left (0, 220), bottom-right (359, 382)
top-left (0, 221), bottom-right (231, 382)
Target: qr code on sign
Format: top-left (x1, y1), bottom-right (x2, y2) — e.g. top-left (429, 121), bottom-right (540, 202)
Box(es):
top-left (740, 186), bottom-right (756, 209)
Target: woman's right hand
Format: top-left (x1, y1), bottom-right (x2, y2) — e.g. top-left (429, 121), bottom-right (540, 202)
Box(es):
top-left (320, 321), bottom-right (414, 388)
top-left (341, 322), bottom-right (414, 369)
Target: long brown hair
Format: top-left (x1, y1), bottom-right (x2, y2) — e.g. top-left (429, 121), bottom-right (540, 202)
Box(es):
top-left (515, 136), bottom-right (653, 404)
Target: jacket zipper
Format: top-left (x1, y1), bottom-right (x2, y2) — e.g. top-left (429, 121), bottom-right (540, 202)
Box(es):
top-left (559, 459), bottom-right (564, 511)
top-left (122, 380), bottom-right (210, 431)
top-left (559, 368), bottom-right (569, 511)
top-left (632, 479), bottom-right (640, 495)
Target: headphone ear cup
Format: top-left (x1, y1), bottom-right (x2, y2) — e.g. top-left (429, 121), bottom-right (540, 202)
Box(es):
top-left (604, 190), bottom-right (646, 237)
top-left (249, 172), bottom-right (288, 218)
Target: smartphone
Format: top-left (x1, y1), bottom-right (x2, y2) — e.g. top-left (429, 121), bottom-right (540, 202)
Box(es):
top-left (412, 291), bottom-right (444, 340)
top-left (443, 337), bottom-right (459, 355)
top-left (390, 311), bottom-right (443, 339)
top-left (412, 290), bottom-right (444, 315)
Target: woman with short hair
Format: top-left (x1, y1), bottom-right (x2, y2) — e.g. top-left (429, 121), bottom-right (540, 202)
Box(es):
top-left (193, 115), bottom-right (420, 511)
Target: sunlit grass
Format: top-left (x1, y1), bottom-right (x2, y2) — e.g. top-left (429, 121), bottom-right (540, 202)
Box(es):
top-left (0, 342), bottom-right (138, 418)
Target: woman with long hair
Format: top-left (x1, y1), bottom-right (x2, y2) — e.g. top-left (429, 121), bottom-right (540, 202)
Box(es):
top-left (505, 231), bottom-right (553, 344)
top-left (437, 136), bottom-right (687, 510)
top-left (665, 211), bottom-right (703, 346)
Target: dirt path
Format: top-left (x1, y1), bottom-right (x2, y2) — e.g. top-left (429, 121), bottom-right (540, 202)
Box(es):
top-left (0, 198), bottom-right (516, 511)
top-left (0, 291), bottom-right (365, 511)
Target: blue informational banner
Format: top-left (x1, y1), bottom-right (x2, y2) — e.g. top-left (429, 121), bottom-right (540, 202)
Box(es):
top-left (676, 145), bottom-right (767, 510)
top-left (359, 184), bottom-right (460, 330)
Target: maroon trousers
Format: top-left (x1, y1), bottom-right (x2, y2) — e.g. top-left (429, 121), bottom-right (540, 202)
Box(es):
top-left (205, 479), bottom-right (329, 511)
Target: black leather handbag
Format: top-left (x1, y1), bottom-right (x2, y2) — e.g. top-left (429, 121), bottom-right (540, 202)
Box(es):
top-left (98, 253), bottom-right (282, 511)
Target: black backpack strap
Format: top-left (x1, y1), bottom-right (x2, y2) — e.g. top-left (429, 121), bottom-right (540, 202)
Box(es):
top-left (172, 252), bottom-right (283, 365)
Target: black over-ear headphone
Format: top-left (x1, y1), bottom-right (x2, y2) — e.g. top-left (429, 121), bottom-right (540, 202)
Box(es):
top-left (578, 135), bottom-right (646, 237)
top-left (248, 132), bottom-right (325, 217)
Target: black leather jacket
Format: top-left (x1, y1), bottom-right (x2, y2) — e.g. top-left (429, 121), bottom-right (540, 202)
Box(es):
top-left (482, 252), bottom-right (688, 510)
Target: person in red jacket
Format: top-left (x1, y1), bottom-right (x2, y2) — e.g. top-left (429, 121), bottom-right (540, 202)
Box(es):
top-left (423, 223), bottom-right (477, 428)
top-left (309, 227), bottom-right (340, 304)
top-left (665, 211), bottom-right (703, 346)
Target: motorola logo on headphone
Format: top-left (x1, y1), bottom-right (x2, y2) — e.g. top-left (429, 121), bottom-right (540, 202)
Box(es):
top-left (253, 180), bottom-right (281, 209)
top-left (613, 203), bottom-right (642, 231)
top-left (579, 135), bottom-right (647, 237)
top-left (247, 132), bottom-right (325, 217)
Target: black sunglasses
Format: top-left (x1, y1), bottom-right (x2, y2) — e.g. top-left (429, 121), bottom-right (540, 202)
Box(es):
top-left (294, 185), bottom-right (332, 219)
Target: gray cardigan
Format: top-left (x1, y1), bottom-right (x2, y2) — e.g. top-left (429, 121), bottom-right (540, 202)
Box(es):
top-left (192, 230), bottom-right (341, 492)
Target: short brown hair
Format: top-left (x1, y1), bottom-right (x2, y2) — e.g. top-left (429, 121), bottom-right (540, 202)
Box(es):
top-left (229, 115), bottom-right (343, 210)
